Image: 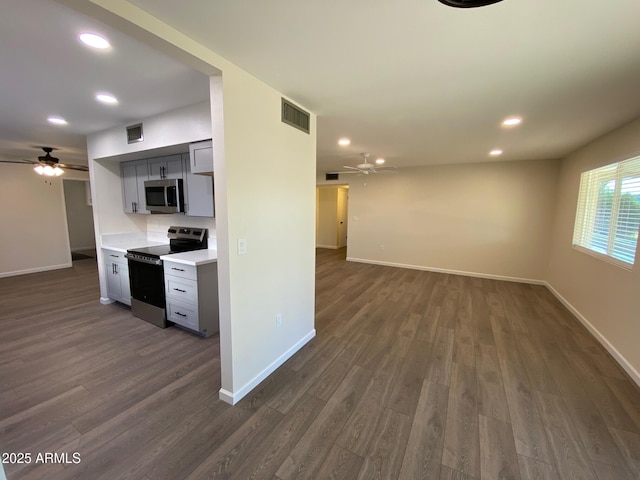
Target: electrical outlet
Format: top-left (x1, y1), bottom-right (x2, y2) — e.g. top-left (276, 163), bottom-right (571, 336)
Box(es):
top-left (276, 313), bottom-right (282, 328)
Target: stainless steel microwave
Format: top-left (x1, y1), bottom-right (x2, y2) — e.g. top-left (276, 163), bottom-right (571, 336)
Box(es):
top-left (144, 179), bottom-right (184, 214)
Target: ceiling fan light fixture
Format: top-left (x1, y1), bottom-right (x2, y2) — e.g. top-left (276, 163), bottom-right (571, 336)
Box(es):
top-left (375, 158), bottom-right (385, 165)
top-left (437, 0), bottom-right (504, 8)
top-left (35, 164), bottom-right (64, 177)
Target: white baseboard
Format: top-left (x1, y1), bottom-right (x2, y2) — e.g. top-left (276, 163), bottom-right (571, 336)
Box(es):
top-left (218, 328), bottom-right (316, 405)
top-left (346, 257), bottom-right (546, 285)
top-left (316, 245), bottom-right (340, 250)
top-left (545, 282), bottom-right (640, 387)
top-left (0, 262), bottom-right (72, 279)
top-left (100, 297), bottom-right (115, 305)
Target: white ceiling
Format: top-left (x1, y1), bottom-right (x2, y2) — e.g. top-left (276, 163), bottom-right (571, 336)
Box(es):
top-left (0, 0), bottom-right (209, 166)
top-left (2, 0), bottom-right (640, 173)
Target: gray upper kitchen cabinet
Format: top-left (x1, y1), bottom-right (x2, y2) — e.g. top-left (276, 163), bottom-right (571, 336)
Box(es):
top-left (148, 155), bottom-right (184, 180)
top-left (189, 140), bottom-right (213, 174)
top-left (182, 154), bottom-right (214, 217)
top-left (121, 160), bottom-right (149, 214)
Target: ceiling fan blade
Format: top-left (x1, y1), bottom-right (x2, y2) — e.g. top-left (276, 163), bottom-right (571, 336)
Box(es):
top-left (342, 165), bottom-right (360, 170)
top-left (376, 169), bottom-right (397, 174)
top-left (0, 158), bottom-right (37, 165)
top-left (58, 163), bottom-right (89, 172)
top-left (329, 171), bottom-right (359, 174)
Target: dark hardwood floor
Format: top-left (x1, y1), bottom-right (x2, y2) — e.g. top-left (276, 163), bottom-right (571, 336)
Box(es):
top-left (0, 250), bottom-right (638, 479)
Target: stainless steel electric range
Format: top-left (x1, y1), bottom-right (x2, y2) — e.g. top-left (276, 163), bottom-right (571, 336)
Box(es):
top-left (125, 226), bottom-right (207, 328)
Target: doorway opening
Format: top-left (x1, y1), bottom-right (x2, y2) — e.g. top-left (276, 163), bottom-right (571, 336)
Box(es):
top-left (63, 179), bottom-right (96, 261)
top-left (316, 185), bottom-right (349, 251)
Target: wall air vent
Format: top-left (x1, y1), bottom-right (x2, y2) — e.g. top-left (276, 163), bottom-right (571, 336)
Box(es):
top-left (326, 173), bottom-right (339, 181)
top-left (281, 98), bottom-right (310, 134)
top-left (126, 123), bottom-right (143, 144)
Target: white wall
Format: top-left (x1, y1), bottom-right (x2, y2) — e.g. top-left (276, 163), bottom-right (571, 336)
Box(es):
top-left (344, 159), bottom-right (560, 281)
top-left (216, 72), bottom-right (317, 404)
top-left (87, 101), bottom-right (212, 160)
top-left (547, 117), bottom-right (640, 382)
top-left (63, 180), bottom-right (96, 251)
top-left (0, 164), bottom-right (74, 277)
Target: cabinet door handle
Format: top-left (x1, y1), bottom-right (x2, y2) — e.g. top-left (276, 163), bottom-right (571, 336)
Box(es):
top-left (114, 264), bottom-right (118, 274)
top-left (175, 312), bottom-right (187, 317)
top-left (110, 254), bottom-right (119, 258)
top-left (171, 267), bottom-right (185, 272)
top-left (173, 288), bottom-right (186, 293)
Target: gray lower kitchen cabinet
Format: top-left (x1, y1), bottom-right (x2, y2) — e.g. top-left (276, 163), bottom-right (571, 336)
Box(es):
top-left (121, 160), bottom-right (149, 214)
top-left (103, 249), bottom-right (131, 306)
top-left (182, 154), bottom-right (214, 217)
top-left (163, 260), bottom-right (218, 337)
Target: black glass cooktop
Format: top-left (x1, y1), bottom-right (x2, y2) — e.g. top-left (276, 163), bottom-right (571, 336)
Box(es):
top-left (127, 244), bottom-right (205, 258)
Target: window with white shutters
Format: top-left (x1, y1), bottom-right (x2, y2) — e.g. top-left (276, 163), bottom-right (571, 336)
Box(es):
top-left (573, 156), bottom-right (640, 267)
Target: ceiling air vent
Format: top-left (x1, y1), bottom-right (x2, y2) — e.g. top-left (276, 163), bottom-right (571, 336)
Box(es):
top-left (282, 98), bottom-right (310, 134)
top-left (126, 123), bottom-right (143, 144)
top-left (326, 173), bottom-right (339, 181)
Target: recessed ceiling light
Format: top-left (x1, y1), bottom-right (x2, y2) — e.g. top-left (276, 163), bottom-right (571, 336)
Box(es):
top-left (502, 116), bottom-right (522, 127)
top-left (338, 138), bottom-right (351, 146)
top-left (47, 116), bottom-right (67, 126)
top-left (96, 93), bottom-right (118, 105)
top-left (78, 32), bottom-right (110, 49)
top-left (375, 158), bottom-right (385, 165)
top-left (490, 149), bottom-right (503, 156)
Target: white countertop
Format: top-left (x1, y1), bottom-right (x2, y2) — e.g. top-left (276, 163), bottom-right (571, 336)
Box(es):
top-left (101, 232), bottom-right (217, 265)
top-left (161, 249), bottom-right (217, 266)
top-left (101, 240), bottom-right (169, 254)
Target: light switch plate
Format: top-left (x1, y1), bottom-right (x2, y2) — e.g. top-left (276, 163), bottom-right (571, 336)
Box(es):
top-left (237, 238), bottom-right (247, 255)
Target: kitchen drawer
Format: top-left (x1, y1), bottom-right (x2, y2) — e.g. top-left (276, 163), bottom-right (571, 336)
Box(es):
top-left (163, 261), bottom-right (196, 281)
top-left (167, 299), bottom-right (199, 331)
top-left (165, 276), bottom-right (197, 304)
top-left (103, 248), bottom-right (127, 263)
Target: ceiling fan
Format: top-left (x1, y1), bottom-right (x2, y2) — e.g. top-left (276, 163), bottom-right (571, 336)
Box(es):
top-left (437, 0), bottom-right (504, 7)
top-left (331, 152), bottom-right (398, 175)
top-left (0, 147), bottom-right (89, 176)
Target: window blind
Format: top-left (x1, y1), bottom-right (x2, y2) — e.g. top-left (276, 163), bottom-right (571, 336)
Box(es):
top-left (573, 156), bottom-right (640, 266)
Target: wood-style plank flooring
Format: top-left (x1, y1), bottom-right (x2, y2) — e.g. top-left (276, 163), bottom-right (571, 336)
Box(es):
top-left (1, 249), bottom-right (639, 479)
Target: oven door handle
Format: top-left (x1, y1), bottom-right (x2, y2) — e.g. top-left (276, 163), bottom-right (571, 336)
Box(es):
top-left (125, 253), bottom-right (163, 266)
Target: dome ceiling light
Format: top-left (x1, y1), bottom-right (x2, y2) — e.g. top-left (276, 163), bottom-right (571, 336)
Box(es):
top-left (438, 0), bottom-right (504, 8)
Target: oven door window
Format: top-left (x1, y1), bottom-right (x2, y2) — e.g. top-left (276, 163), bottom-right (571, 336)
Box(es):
top-left (145, 186), bottom-right (166, 207)
top-left (128, 260), bottom-right (165, 308)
